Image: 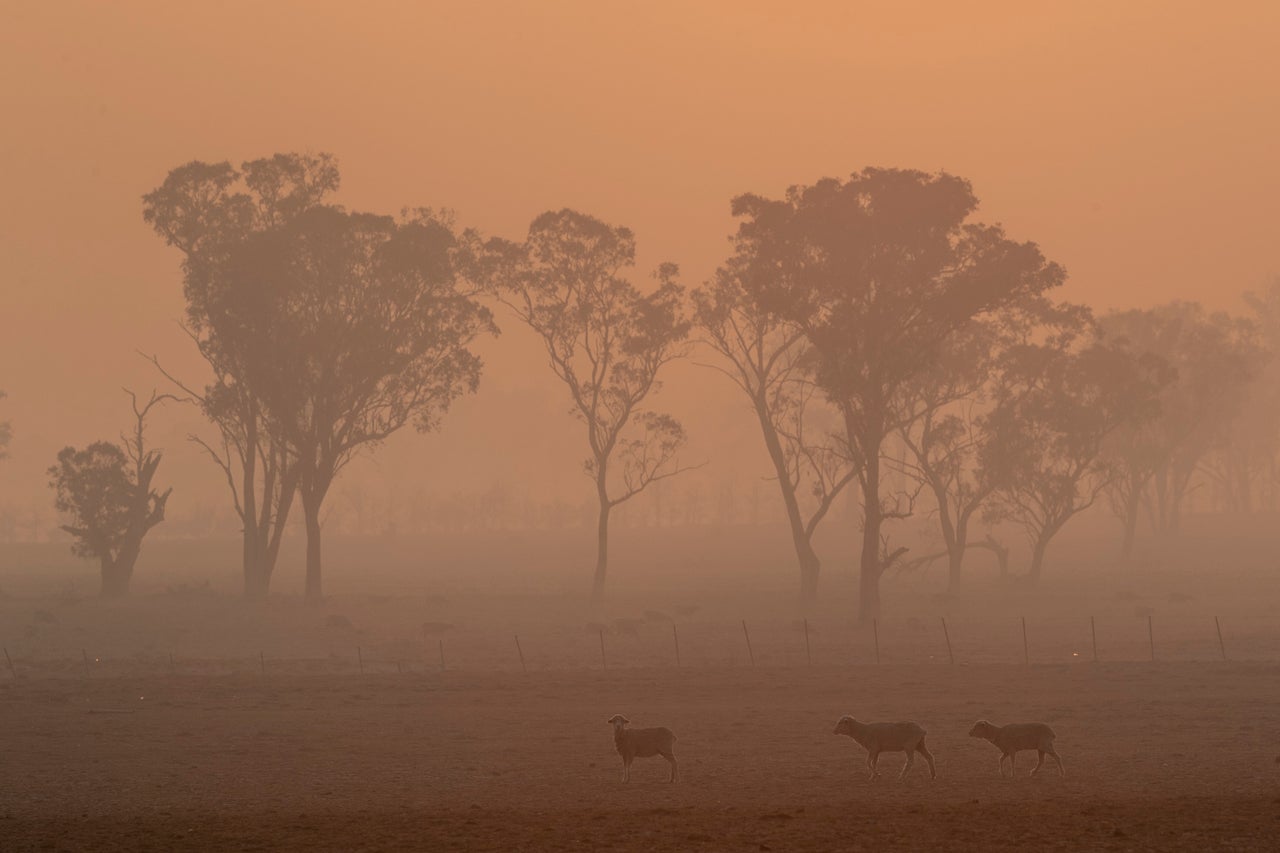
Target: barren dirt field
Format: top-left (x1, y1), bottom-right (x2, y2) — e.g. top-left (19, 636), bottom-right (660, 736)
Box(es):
top-left (4, 662), bottom-right (1279, 852)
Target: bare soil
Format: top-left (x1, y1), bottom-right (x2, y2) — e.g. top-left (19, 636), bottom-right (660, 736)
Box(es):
top-left (3, 662), bottom-right (1279, 851)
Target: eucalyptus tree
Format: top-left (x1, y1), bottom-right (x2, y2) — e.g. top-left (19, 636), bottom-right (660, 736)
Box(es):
top-left (728, 168), bottom-right (1065, 619)
top-left (484, 210), bottom-right (693, 602)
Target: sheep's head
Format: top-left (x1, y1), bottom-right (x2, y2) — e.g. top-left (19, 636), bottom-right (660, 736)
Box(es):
top-left (969, 720), bottom-right (994, 738)
top-left (607, 714), bottom-right (630, 730)
top-left (833, 716), bottom-right (858, 737)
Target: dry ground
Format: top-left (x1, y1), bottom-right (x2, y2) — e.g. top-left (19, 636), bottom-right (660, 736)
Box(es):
top-left (3, 662), bottom-right (1279, 852)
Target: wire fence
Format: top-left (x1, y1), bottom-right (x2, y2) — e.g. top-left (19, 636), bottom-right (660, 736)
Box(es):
top-left (4, 612), bottom-right (1275, 680)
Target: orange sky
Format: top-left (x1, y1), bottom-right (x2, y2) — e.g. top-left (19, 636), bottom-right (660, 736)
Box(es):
top-left (2, 1), bottom-right (1278, 519)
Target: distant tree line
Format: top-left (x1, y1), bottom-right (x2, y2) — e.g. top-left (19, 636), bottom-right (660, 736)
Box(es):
top-left (27, 152), bottom-right (1280, 618)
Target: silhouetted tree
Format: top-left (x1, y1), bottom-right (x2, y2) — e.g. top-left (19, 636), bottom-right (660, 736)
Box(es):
top-left (143, 153), bottom-right (339, 598)
top-left (0, 390), bottom-right (10, 461)
top-left (896, 300), bottom-right (1088, 588)
top-left (1099, 303), bottom-right (1259, 558)
top-left (47, 392), bottom-right (172, 596)
top-left (729, 169), bottom-right (1065, 620)
top-left (984, 341), bottom-right (1166, 581)
top-left (693, 271), bottom-right (855, 606)
top-left (1201, 281), bottom-right (1280, 514)
top-left (217, 206), bottom-right (493, 602)
top-left (485, 210), bottom-right (694, 602)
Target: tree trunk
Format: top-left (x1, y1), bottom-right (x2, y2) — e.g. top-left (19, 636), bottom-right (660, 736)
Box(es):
top-left (947, 547), bottom-right (965, 591)
top-left (1027, 535), bottom-right (1050, 583)
top-left (243, 522), bottom-right (269, 600)
top-left (303, 489), bottom-right (323, 604)
top-left (244, 548), bottom-right (271, 600)
top-left (798, 542), bottom-right (821, 608)
top-left (1120, 488), bottom-right (1141, 563)
top-left (100, 555), bottom-right (130, 597)
top-left (241, 411), bottom-right (261, 598)
top-left (755, 396), bottom-right (824, 607)
top-left (939, 498), bottom-right (963, 591)
top-left (591, 497), bottom-right (610, 604)
top-left (857, 447), bottom-right (882, 623)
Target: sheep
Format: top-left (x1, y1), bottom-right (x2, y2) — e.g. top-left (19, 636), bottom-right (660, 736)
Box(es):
top-left (607, 714), bottom-right (678, 782)
top-left (968, 720), bottom-right (1064, 777)
top-left (833, 716), bottom-right (936, 780)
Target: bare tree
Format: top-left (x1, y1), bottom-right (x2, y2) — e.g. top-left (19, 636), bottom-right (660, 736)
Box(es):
top-left (729, 168), bottom-right (1065, 620)
top-left (484, 209), bottom-right (694, 602)
top-left (693, 271), bottom-right (855, 606)
top-left (47, 391), bottom-right (173, 596)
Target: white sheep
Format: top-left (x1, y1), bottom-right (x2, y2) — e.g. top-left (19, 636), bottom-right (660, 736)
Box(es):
top-left (833, 716), bottom-right (937, 780)
top-left (607, 714), bottom-right (678, 782)
top-left (968, 720), bottom-right (1064, 777)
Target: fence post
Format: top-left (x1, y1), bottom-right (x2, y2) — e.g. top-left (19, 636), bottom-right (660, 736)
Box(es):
top-left (672, 624), bottom-right (681, 668)
top-left (599, 629), bottom-right (607, 669)
top-left (515, 635), bottom-right (527, 673)
top-left (742, 620), bottom-right (755, 666)
top-left (1090, 615), bottom-right (1098, 663)
top-left (1021, 616), bottom-right (1029, 665)
top-left (1215, 616), bottom-right (1226, 661)
top-left (357, 646), bottom-right (365, 675)
top-left (804, 619), bottom-right (812, 666)
top-left (438, 639), bottom-right (445, 672)
top-left (1147, 614), bottom-right (1155, 662)
top-left (82, 649), bottom-right (91, 678)
top-left (941, 617), bottom-right (954, 665)
top-left (259, 650), bottom-right (266, 679)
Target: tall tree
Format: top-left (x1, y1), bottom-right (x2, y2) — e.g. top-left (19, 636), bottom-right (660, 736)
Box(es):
top-left (485, 210), bottom-right (694, 602)
top-left (217, 205), bottom-right (493, 602)
top-left (896, 300), bottom-right (1088, 588)
top-left (48, 392), bottom-right (172, 596)
top-left (1098, 303), bottom-right (1259, 557)
top-left (984, 340), bottom-right (1166, 581)
top-left (143, 153), bottom-right (339, 598)
top-left (1202, 281), bottom-right (1280, 514)
top-left (693, 270), bottom-right (855, 606)
top-left (0, 390), bottom-right (10, 461)
top-left (730, 168), bottom-right (1065, 620)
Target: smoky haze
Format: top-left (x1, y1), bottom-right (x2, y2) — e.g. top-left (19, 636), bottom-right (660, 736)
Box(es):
top-left (2, 2), bottom-right (1278, 555)
top-left (4, 4), bottom-right (1280, 850)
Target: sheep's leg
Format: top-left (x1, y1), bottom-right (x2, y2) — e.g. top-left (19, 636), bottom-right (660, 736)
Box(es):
top-left (917, 741), bottom-right (937, 779)
top-left (997, 754), bottom-right (1007, 777)
top-left (1048, 747), bottom-right (1065, 777)
top-left (1009, 751), bottom-right (1017, 777)
top-left (662, 751), bottom-right (678, 783)
top-left (867, 750), bottom-right (881, 780)
top-left (1031, 750), bottom-right (1046, 777)
top-left (622, 757), bottom-right (631, 782)
top-left (899, 749), bottom-right (915, 780)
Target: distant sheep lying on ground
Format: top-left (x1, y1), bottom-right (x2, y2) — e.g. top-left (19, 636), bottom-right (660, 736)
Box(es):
top-left (968, 720), bottom-right (1064, 777)
top-left (608, 714), bottom-right (678, 782)
top-left (833, 716), bottom-right (936, 780)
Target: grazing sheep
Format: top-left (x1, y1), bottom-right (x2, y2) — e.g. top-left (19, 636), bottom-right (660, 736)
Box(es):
top-left (833, 716), bottom-right (936, 780)
top-left (607, 714), bottom-right (678, 782)
top-left (968, 720), bottom-right (1064, 777)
